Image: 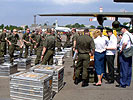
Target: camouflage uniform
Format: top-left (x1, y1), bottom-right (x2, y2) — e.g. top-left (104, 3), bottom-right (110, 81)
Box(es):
top-left (7, 34), bottom-right (23, 63)
top-left (35, 33), bottom-right (46, 65)
top-left (23, 32), bottom-right (33, 58)
top-left (0, 32), bottom-right (7, 57)
top-left (42, 34), bottom-right (55, 65)
top-left (75, 34), bottom-right (95, 80)
top-left (55, 33), bottom-right (62, 51)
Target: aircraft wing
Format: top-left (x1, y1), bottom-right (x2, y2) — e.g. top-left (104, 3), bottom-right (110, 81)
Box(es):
top-left (38, 12), bottom-right (133, 18)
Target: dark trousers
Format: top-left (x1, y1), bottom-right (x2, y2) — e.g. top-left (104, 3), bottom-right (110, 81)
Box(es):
top-left (119, 53), bottom-right (132, 86)
top-left (106, 55), bottom-right (115, 81)
top-left (9, 44), bottom-right (23, 63)
top-left (42, 50), bottom-right (54, 65)
top-left (75, 54), bottom-right (90, 80)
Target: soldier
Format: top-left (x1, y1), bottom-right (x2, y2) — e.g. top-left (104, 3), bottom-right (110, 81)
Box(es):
top-left (30, 30), bottom-right (37, 55)
top-left (55, 31), bottom-right (62, 51)
top-left (34, 29), bottom-right (45, 65)
top-left (41, 28), bottom-right (55, 65)
top-left (74, 29), bottom-right (95, 87)
top-left (64, 31), bottom-right (71, 48)
top-left (71, 28), bottom-right (79, 68)
top-left (22, 28), bottom-right (33, 58)
top-left (0, 29), bottom-right (7, 57)
top-left (5, 29), bottom-right (23, 63)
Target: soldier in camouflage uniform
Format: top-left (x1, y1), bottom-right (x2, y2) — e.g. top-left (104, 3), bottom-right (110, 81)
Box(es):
top-left (71, 28), bottom-right (79, 68)
top-left (74, 29), bottom-right (95, 87)
top-left (34, 29), bottom-right (46, 65)
top-left (55, 31), bottom-right (62, 51)
top-left (41, 28), bottom-right (55, 65)
top-left (22, 28), bottom-right (33, 58)
top-left (0, 29), bottom-right (7, 57)
top-left (64, 32), bottom-right (71, 48)
top-left (30, 30), bottom-right (37, 55)
top-left (5, 29), bottom-right (23, 63)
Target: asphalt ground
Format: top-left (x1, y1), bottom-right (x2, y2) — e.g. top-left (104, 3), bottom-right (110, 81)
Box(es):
top-left (0, 34), bottom-right (133, 100)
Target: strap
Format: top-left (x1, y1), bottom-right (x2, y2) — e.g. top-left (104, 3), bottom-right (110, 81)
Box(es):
top-left (126, 33), bottom-right (133, 44)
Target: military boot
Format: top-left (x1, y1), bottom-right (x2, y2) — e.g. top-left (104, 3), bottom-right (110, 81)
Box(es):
top-left (74, 78), bottom-right (80, 85)
top-left (81, 79), bottom-right (88, 87)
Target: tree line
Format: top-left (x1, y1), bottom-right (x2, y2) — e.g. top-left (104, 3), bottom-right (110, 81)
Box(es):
top-left (0, 24), bottom-right (23, 30)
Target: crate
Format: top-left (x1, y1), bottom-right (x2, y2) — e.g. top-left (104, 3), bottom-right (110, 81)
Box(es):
top-left (30, 55), bottom-right (37, 66)
top-left (30, 65), bottom-right (64, 93)
top-left (62, 48), bottom-right (71, 57)
top-left (55, 51), bottom-right (67, 58)
top-left (0, 63), bottom-right (17, 76)
top-left (14, 58), bottom-right (31, 71)
top-left (53, 55), bottom-right (64, 66)
top-left (10, 72), bottom-right (52, 100)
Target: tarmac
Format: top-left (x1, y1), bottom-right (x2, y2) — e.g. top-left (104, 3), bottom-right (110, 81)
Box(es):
top-left (0, 56), bottom-right (133, 100)
top-left (0, 34), bottom-right (133, 100)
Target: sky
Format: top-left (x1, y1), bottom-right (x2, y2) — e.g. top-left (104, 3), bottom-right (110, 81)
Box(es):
top-left (0, 0), bottom-right (133, 27)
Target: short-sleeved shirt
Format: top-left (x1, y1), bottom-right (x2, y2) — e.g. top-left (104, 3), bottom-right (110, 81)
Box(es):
top-left (72, 32), bottom-right (79, 44)
top-left (76, 34), bottom-right (95, 54)
top-left (106, 34), bottom-right (117, 55)
top-left (7, 34), bottom-right (20, 45)
top-left (43, 35), bottom-right (55, 50)
top-left (23, 33), bottom-right (30, 42)
top-left (119, 31), bottom-right (131, 51)
top-left (94, 35), bottom-right (108, 53)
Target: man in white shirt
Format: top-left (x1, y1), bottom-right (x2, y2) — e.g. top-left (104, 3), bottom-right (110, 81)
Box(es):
top-left (117, 25), bottom-right (132, 88)
top-left (106, 28), bottom-right (117, 84)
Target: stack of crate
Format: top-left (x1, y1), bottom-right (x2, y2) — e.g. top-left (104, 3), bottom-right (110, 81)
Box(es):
top-left (53, 55), bottom-right (64, 66)
top-left (0, 63), bottom-right (17, 76)
top-left (30, 65), bottom-right (64, 93)
top-left (62, 48), bottom-right (71, 57)
top-left (4, 54), bottom-right (10, 63)
top-left (55, 51), bottom-right (67, 58)
top-left (10, 72), bottom-right (53, 100)
top-left (14, 58), bottom-right (31, 71)
top-left (30, 55), bottom-right (37, 66)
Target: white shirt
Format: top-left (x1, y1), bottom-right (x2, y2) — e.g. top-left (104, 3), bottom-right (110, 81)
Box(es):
top-left (94, 35), bottom-right (108, 53)
top-left (119, 31), bottom-right (131, 51)
top-left (106, 34), bottom-right (117, 55)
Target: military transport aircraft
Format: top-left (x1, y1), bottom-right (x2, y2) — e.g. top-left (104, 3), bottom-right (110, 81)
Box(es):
top-left (38, 12), bottom-right (133, 29)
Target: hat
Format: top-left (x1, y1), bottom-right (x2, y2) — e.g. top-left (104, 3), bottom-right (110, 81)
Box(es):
top-left (105, 27), bottom-right (113, 33)
top-left (119, 24), bottom-right (129, 29)
top-left (96, 26), bottom-right (104, 32)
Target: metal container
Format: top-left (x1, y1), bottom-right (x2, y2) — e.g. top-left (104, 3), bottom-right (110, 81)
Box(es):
top-left (30, 55), bottom-right (37, 66)
top-left (62, 48), bottom-right (71, 57)
top-left (55, 51), bottom-right (67, 58)
top-left (53, 55), bottom-right (64, 66)
top-left (0, 63), bottom-right (17, 76)
top-left (10, 72), bottom-right (52, 100)
top-left (14, 58), bottom-right (31, 71)
top-left (30, 65), bottom-right (64, 93)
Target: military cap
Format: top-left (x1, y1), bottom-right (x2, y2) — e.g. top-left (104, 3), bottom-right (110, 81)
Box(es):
top-left (119, 24), bottom-right (129, 29)
top-left (96, 26), bottom-right (104, 32)
top-left (105, 27), bottom-right (113, 33)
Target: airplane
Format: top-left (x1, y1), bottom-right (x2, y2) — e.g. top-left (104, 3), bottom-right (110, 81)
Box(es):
top-left (54, 19), bottom-right (71, 33)
top-left (37, 12), bottom-right (133, 29)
